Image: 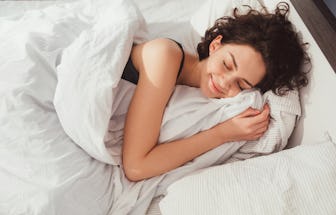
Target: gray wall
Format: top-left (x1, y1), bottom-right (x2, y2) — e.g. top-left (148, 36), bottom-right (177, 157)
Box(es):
top-left (324, 0), bottom-right (336, 16)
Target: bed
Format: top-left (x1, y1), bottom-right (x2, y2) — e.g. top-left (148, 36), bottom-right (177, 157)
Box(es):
top-left (0, 0), bottom-right (335, 214)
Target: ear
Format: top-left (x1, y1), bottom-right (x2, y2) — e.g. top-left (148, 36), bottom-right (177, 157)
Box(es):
top-left (209, 35), bottom-right (223, 55)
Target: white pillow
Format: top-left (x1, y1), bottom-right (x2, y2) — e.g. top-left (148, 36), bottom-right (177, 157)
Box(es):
top-left (186, 0), bottom-right (263, 54)
top-left (191, 0), bottom-right (263, 35)
top-left (54, 0), bottom-right (147, 165)
top-left (159, 140), bottom-right (336, 214)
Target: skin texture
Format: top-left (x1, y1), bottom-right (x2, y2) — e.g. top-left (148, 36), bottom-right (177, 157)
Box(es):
top-left (179, 35), bottom-right (266, 98)
top-left (122, 38), bottom-right (270, 181)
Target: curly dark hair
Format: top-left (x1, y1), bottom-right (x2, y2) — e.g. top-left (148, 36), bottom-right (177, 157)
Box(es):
top-left (197, 2), bottom-right (310, 95)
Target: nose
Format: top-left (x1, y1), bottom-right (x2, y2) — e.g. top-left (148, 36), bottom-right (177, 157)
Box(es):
top-left (218, 73), bottom-right (241, 97)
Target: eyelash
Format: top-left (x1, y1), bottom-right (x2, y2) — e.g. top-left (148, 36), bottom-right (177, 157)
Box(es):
top-left (222, 60), bottom-right (231, 70)
top-left (223, 60), bottom-right (244, 90)
top-left (238, 83), bottom-right (244, 91)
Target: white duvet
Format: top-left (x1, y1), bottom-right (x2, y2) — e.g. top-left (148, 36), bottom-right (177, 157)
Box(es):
top-left (0, 0), bottom-right (301, 214)
top-left (0, 1), bottom-right (119, 215)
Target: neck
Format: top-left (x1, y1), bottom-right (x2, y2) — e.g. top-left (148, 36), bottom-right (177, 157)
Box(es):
top-left (177, 52), bottom-right (204, 87)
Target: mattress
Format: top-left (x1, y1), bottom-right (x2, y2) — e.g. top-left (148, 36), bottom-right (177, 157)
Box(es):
top-left (0, 0), bottom-right (335, 214)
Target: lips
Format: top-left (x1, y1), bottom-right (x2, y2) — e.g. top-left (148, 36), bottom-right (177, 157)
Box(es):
top-left (210, 75), bottom-right (223, 94)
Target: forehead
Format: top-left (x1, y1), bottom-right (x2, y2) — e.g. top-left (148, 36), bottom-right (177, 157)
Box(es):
top-left (220, 44), bottom-right (266, 85)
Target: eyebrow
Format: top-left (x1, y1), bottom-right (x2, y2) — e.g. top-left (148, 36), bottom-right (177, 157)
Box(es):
top-left (229, 52), bottom-right (238, 70)
top-left (229, 52), bottom-right (254, 88)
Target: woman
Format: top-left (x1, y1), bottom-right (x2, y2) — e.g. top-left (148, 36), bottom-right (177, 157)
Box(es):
top-left (122, 2), bottom-right (310, 181)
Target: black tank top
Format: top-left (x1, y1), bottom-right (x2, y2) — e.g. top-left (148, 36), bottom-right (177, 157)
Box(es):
top-left (121, 40), bottom-right (185, 85)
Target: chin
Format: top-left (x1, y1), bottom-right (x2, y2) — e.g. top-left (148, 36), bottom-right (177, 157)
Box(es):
top-left (200, 87), bottom-right (212, 98)
top-left (202, 88), bottom-right (219, 99)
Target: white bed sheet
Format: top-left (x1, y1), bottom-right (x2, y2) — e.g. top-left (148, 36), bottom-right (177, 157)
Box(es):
top-left (0, 1), bottom-right (123, 215)
top-left (157, 0), bottom-right (336, 213)
top-left (0, 1), bottom-right (204, 214)
top-left (137, 0), bottom-right (336, 213)
top-left (1, 0), bottom-right (335, 215)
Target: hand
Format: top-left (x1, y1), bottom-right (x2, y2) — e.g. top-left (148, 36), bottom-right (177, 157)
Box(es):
top-left (217, 104), bottom-right (270, 142)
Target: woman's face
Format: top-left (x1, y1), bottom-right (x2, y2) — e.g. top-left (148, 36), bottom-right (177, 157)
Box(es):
top-left (200, 36), bottom-right (266, 98)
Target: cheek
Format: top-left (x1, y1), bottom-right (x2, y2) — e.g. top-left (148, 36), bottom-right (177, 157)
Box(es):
top-left (206, 57), bottom-right (221, 75)
top-left (208, 61), bottom-right (221, 75)
top-left (227, 89), bottom-right (241, 98)
top-left (199, 74), bottom-right (213, 97)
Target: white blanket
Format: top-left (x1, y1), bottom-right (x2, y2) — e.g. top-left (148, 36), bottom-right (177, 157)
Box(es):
top-left (105, 80), bottom-right (300, 214)
top-left (53, 0), bottom-right (301, 211)
top-left (0, 0), bottom-right (301, 214)
top-left (0, 0), bottom-right (145, 214)
top-left (0, 1), bottom-right (121, 215)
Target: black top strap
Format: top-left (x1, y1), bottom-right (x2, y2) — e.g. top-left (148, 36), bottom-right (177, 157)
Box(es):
top-left (169, 39), bottom-right (185, 80)
top-left (121, 39), bottom-right (185, 85)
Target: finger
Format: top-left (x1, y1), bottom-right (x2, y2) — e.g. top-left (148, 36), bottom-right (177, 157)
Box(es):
top-left (256, 116), bottom-right (270, 129)
top-left (249, 132), bottom-right (264, 141)
top-left (263, 104), bottom-right (271, 117)
top-left (263, 103), bottom-right (270, 110)
top-left (239, 107), bottom-right (260, 117)
top-left (256, 123), bottom-right (268, 134)
top-left (254, 132), bottom-right (265, 140)
top-left (255, 124), bottom-right (269, 137)
top-left (262, 104), bottom-right (270, 115)
top-left (247, 119), bottom-right (268, 136)
top-left (253, 106), bottom-right (270, 122)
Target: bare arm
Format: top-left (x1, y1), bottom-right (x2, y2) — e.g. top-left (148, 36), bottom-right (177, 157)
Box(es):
top-left (122, 38), bottom-right (269, 181)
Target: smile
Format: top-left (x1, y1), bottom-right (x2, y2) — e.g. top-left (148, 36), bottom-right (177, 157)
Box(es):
top-left (210, 75), bottom-right (223, 95)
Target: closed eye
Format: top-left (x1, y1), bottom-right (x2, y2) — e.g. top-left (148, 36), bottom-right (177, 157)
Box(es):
top-left (238, 80), bottom-right (252, 90)
top-left (227, 52), bottom-right (254, 89)
top-left (222, 60), bottom-right (228, 69)
top-left (222, 60), bottom-right (231, 70)
top-left (238, 83), bottom-right (244, 90)
top-left (242, 79), bottom-right (254, 88)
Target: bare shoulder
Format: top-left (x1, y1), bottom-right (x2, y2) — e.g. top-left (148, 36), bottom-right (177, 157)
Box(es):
top-left (133, 38), bottom-right (182, 57)
top-left (131, 38), bottom-right (183, 75)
